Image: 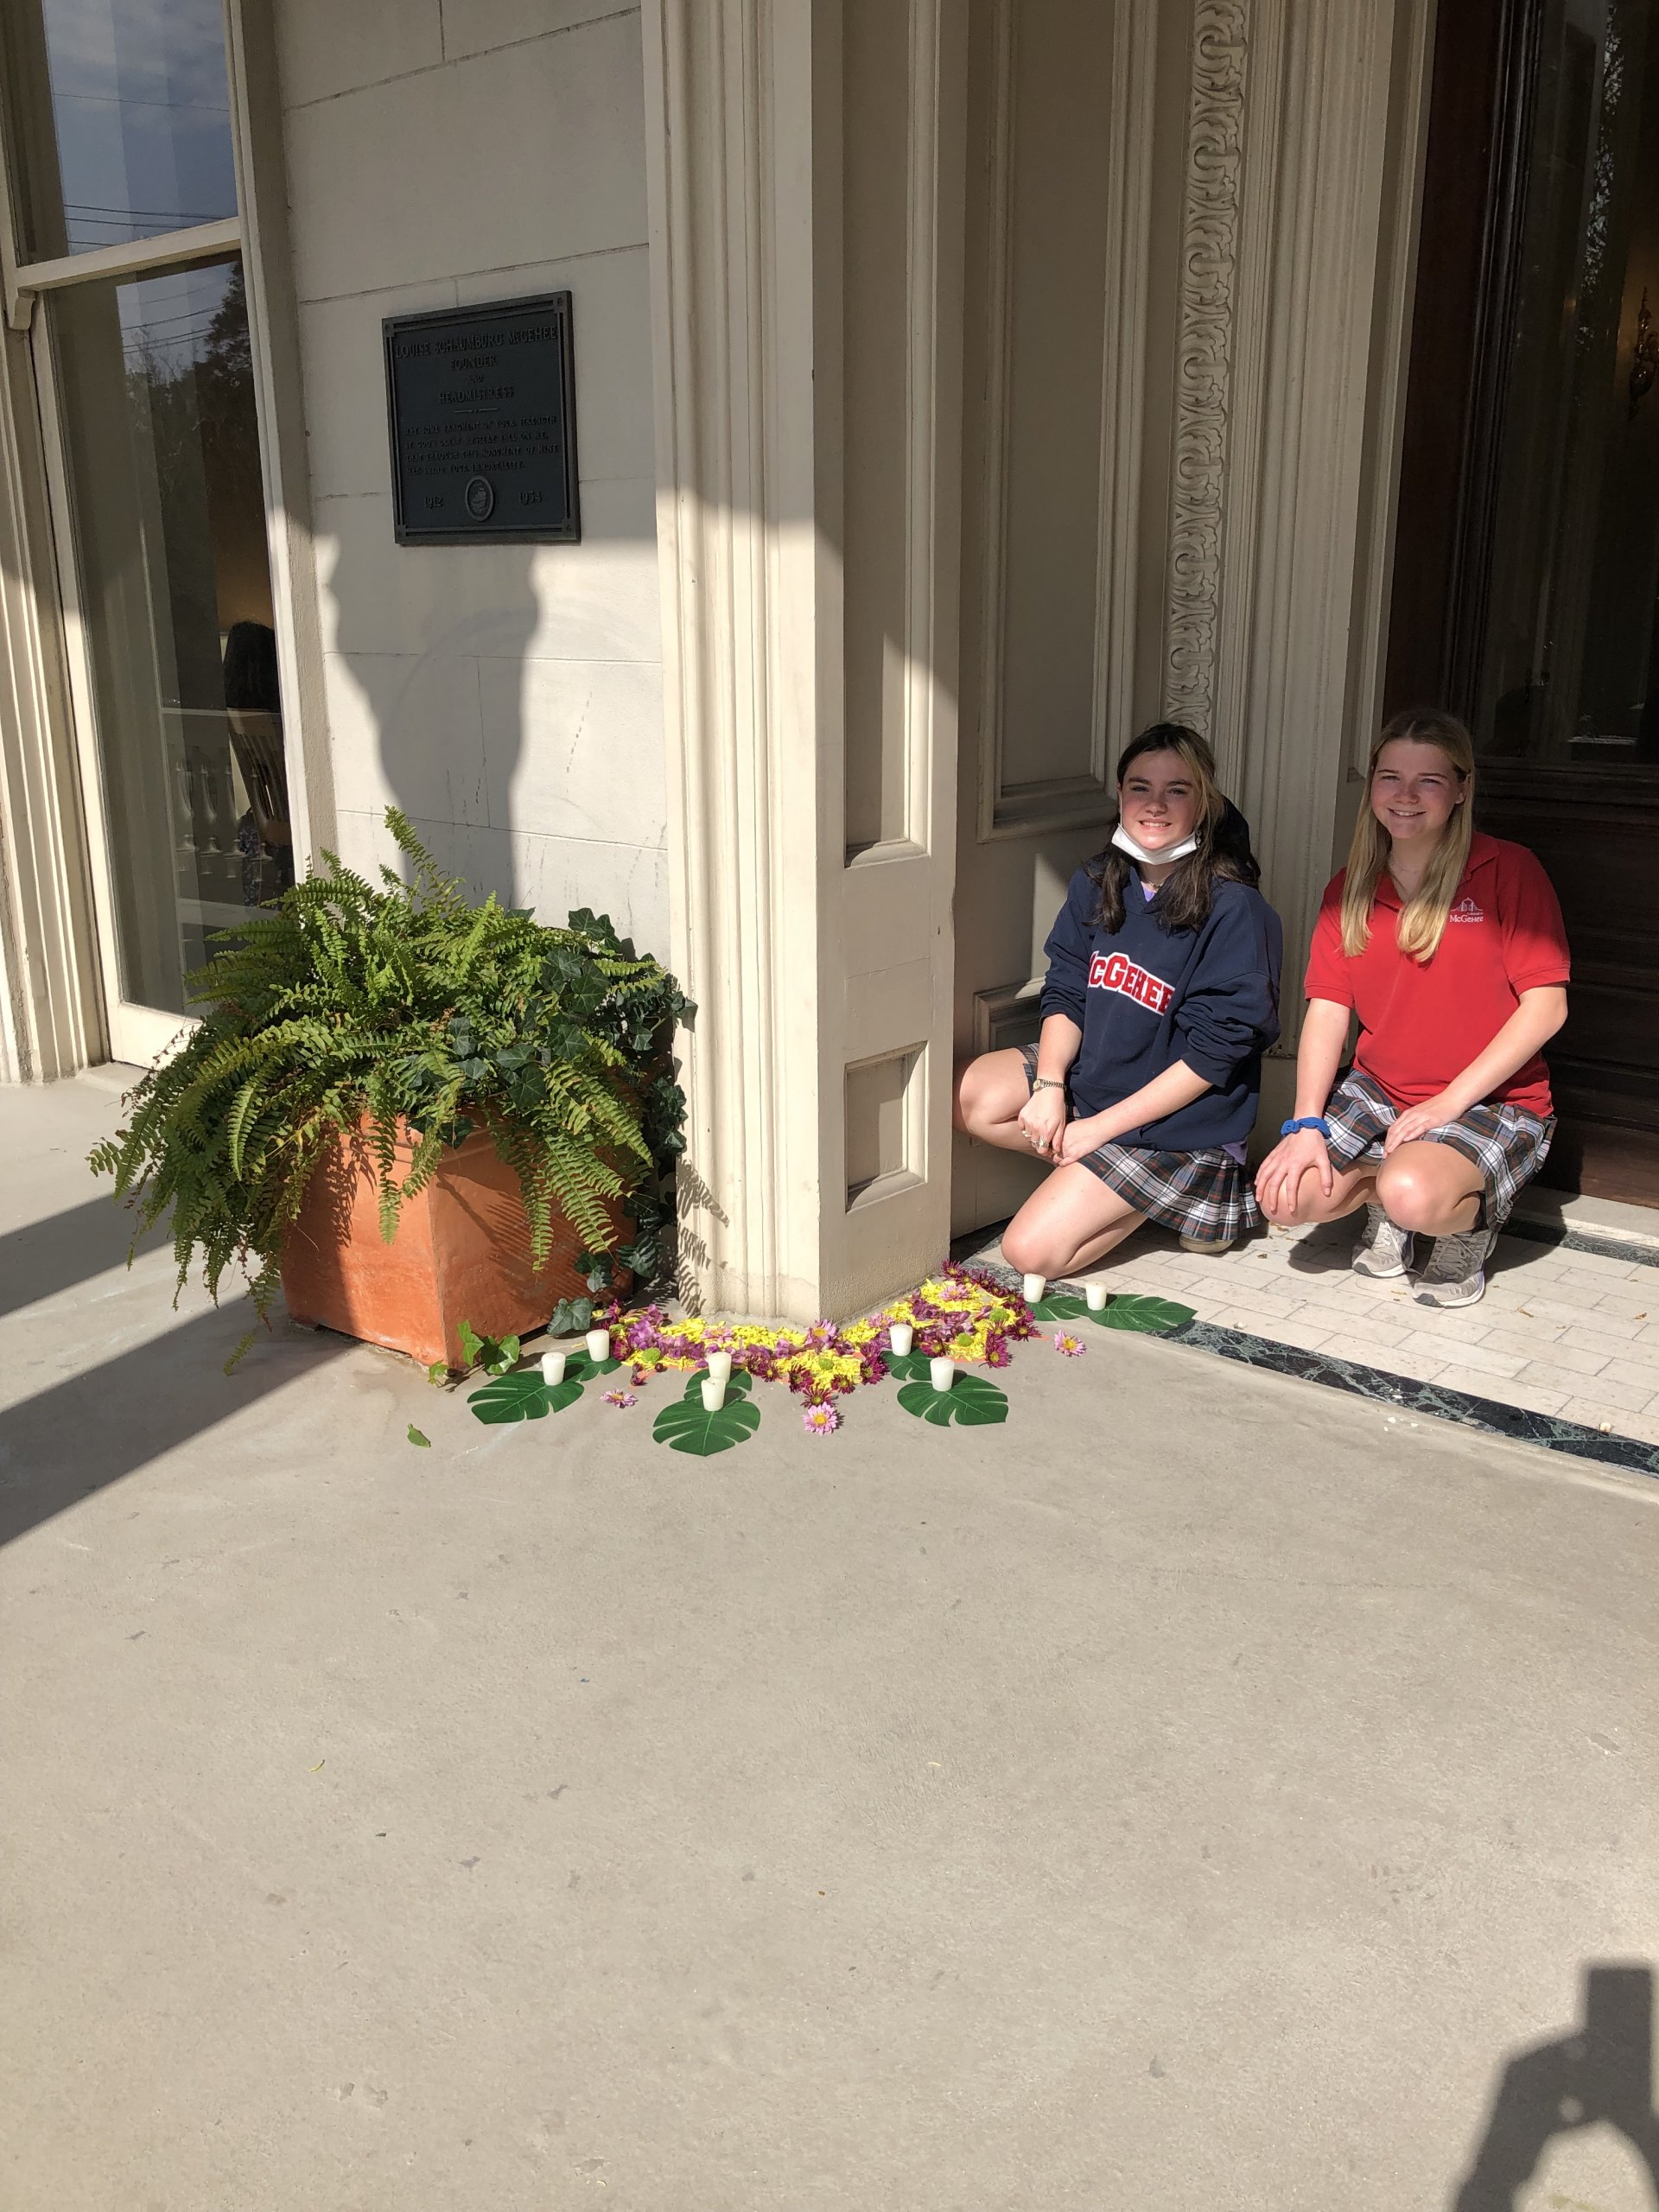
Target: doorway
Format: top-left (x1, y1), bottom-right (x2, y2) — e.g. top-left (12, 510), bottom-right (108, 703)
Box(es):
top-left (1, 0), bottom-right (292, 1068)
top-left (1387, 0), bottom-right (1659, 1204)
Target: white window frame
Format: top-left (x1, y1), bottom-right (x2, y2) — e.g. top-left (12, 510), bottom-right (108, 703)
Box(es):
top-left (0, 0), bottom-right (326, 1073)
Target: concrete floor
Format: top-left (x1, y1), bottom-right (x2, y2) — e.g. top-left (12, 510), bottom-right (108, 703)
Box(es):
top-left (3, 1075), bottom-right (1657, 2212)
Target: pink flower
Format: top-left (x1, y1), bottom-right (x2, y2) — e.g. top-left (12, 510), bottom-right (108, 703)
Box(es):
top-left (802, 1404), bottom-right (840, 1437)
top-left (1053, 1333), bottom-right (1085, 1358)
top-left (601, 1389), bottom-right (637, 1408)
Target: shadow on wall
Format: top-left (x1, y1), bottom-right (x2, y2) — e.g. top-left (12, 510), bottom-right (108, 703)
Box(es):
top-left (322, 533), bottom-right (540, 919)
top-left (1452, 1962), bottom-right (1659, 2209)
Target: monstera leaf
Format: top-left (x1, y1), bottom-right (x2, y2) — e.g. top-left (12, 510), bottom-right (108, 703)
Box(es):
top-left (467, 1370), bottom-right (585, 1423)
top-left (895, 1371), bottom-right (1009, 1427)
top-left (652, 1369), bottom-right (760, 1456)
top-left (1033, 1290), bottom-right (1194, 1332)
top-left (1092, 1294), bottom-right (1193, 1332)
top-left (884, 1351), bottom-right (934, 1382)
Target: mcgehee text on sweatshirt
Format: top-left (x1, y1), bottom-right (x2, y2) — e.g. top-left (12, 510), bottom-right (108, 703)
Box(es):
top-left (1037, 865), bottom-right (1283, 1151)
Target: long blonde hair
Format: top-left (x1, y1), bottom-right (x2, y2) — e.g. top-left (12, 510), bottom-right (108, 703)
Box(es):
top-left (1341, 709), bottom-right (1476, 962)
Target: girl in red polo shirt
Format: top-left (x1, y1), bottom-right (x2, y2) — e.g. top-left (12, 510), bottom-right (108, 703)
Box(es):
top-left (1255, 709), bottom-right (1570, 1307)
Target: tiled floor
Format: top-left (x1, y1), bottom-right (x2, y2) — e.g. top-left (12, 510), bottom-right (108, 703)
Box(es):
top-left (995, 1216), bottom-right (1659, 1448)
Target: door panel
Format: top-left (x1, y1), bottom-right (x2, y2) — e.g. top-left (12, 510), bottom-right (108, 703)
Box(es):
top-left (1387, 0), bottom-right (1659, 1205)
top-left (950, 0), bottom-right (1173, 1236)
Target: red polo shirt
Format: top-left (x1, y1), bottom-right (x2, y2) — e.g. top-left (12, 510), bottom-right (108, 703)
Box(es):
top-left (1304, 834), bottom-right (1569, 1116)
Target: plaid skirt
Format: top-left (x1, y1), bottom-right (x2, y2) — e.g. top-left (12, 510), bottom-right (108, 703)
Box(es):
top-left (1019, 1046), bottom-right (1261, 1245)
top-left (1323, 1069), bottom-right (1554, 1231)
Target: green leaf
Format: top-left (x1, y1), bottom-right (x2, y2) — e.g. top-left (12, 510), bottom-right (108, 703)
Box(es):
top-left (1031, 1294), bottom-right (1090, 1321)
top-left (1092, 1294), bottom-right (1194, 1332)
top-left (458, 1319), bottom-right (520, 1376)
top-left (467, 1371), bottom-right (584, 1423)
top-left (652, 1375), bottom-right (760, 1454)
top-left (546, 1296), bottom-right (594, 1338)
top-left (426, 1360), bottom-right (450, 1387)
top-left (895, 1372), bottom-right (1009, 1427)
top-left (883, 1351), bottom-right (934, 1382)
top-left (677, 1368), bottom-right (753, 1401)
top-left (407, 1424), bottom-right (431, 1448)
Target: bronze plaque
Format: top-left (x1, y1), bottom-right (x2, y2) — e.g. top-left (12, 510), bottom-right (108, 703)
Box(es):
top-left (383, 292), bottom-right (579, 544)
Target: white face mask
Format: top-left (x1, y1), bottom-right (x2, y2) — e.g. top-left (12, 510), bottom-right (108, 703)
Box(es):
top-left (1112, 822), bottom-right (1201, 868)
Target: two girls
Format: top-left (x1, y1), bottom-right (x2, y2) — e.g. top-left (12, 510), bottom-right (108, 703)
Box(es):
top-left (956, 709), bottom-right (1570, 1309)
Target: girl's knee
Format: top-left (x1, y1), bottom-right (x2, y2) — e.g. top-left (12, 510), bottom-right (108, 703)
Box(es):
top-left (1375, 1156), bottom-right (1459, 1234)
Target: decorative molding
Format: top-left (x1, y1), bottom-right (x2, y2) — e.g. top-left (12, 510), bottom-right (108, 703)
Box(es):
top-left (896, 0), bottom-right (945, 861)
top-left (644, 0), bottom-right (820, 1319)
top-left (973, 0), bottom-right (1016, 842)
top-left (1089, 0), bottom-right (1160, 789)
top-left (1219, 0), bottom-right (1437, 1047)
top-left (1162, 0), bottom-right (1249, 740)
top-left (970, 977), bottom-right (1042, 1058)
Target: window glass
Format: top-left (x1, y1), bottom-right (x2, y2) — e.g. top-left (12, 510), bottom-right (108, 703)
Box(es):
top-left (53, 255), bottom-right (290, 1015)
top-left (3, 0), bottom-right (236, 261)
top-left (1475, 0), bottom-right (1659, 766)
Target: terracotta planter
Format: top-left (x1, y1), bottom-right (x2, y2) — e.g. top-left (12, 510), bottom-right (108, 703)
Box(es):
top-left (280, 1121), bottom-right (629, 1371)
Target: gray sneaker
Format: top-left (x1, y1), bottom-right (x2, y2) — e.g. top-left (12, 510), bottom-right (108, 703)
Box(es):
top-left (1413, 1227), bottom-right (1497, 1308)
top-left (1352, 1204), bottom-right (1414, 1279)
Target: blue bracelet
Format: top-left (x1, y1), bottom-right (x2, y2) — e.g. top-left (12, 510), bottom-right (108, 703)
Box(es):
top-left (1280, 1116), bottom-right (1332, 1138)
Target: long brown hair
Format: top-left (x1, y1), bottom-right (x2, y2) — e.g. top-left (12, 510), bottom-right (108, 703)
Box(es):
top-left (1088, 724), bottom-right (1258, 934)
top-left (1341, 709), bottom-right (1476, 962)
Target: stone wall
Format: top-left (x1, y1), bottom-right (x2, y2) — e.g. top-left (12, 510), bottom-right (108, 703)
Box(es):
top-left (274, 0), bottom-right (668, 954)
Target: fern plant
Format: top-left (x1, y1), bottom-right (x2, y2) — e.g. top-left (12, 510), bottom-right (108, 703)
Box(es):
top-left (91, 810), bottom-right (692, 1344)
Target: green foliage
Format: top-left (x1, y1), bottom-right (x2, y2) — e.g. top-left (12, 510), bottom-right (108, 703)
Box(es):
top-left (467, 1370), bottom-right (585, 1423)
top-left (458, 1319), bottom-right (519, 1378)
top-left (407, 1424), bottom-right (432, 1448)
top-left (896, 1371), bottom-right (1008, 1427)
top-left (89, 810), bottom-right (693, 1342)
top-left (652, 1369), bottom-right (760, 1456)
top-left (546, 1294), bottom-right (595, 1338)
top-left (1033, 1291), bottom-right (1194, 1332)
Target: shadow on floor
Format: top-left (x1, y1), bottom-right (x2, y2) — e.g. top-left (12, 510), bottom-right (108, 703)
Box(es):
top-left (0, 1195), bottom-right (168, 1321)
top-left (1452, 1963), bottom-right (1659, 2209)
top-left (0, 1304), bottom-right (346, 1549)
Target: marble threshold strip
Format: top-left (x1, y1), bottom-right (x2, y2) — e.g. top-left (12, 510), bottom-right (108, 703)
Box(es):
top-left (954, 1240), bottom-right (1659, 1484)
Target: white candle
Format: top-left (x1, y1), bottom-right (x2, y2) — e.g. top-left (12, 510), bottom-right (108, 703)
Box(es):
top-left (585, 1325), bottom-right (612, 1365)
top-left (888, 1321), bottom-right (913, 1357)
top-left (540, 1350), bottom-right (568, 1387)
top-left (1085, 1281), bottom-right (1109, 1312)
top-left (700, 1376), bottom-right (726, 1412)
top-left (705, 1348), bottom-right (733, 1387)
top-left (1021, 1272), bottom-right (1046, 1305)
top-left (929, 1357), bottom-right (955, 1394)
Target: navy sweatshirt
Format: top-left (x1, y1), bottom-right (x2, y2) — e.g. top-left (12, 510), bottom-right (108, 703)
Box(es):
top-left (1039, 866), bottom-right (1283, 1150)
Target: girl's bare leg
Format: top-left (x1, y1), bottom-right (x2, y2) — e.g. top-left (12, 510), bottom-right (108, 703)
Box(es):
top-left (1000, 1163), bottom-right (1147, 1280)
top-left (952, 1049), bottom-right (1040, 1155)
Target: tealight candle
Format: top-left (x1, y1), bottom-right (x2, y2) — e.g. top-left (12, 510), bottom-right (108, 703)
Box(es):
top-left (929, 1357), bottom-right (955, 1394)
top-left (888, 1321), bottom-right (914, 1357)
top-left (700, 1376), bottom-right (727, 1412)
top-left (705, 1348), bottom-right (733, 1387)
top-left (1022, 1272), bottom-right (1046, 1305)
top-left (540, 1349), bottom-right (568, 1387)
top-left (1085, 1281), bottom-right (1109, 1312)
top-left (585, 1325), bottom-right (612, 1366)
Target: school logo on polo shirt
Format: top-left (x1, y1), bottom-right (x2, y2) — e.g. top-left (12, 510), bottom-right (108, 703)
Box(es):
top-left (1087, 949), bottom-right (1174, 1014)
top-left (1447, 896), bottom-right (1485, 924)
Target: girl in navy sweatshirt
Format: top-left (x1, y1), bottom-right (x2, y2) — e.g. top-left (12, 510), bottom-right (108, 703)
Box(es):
top-left (954, 724), bottom-right (1282, 1280)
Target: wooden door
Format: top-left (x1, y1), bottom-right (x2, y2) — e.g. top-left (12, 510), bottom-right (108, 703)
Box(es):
top-left (1387, 0), bottom-right (1659, 1205)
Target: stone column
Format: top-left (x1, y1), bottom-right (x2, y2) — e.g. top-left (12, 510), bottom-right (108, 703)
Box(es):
top-left (643, 0), bottom-right (967, 1319)
top-left (0, 321), bottom-right (100, 1083)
